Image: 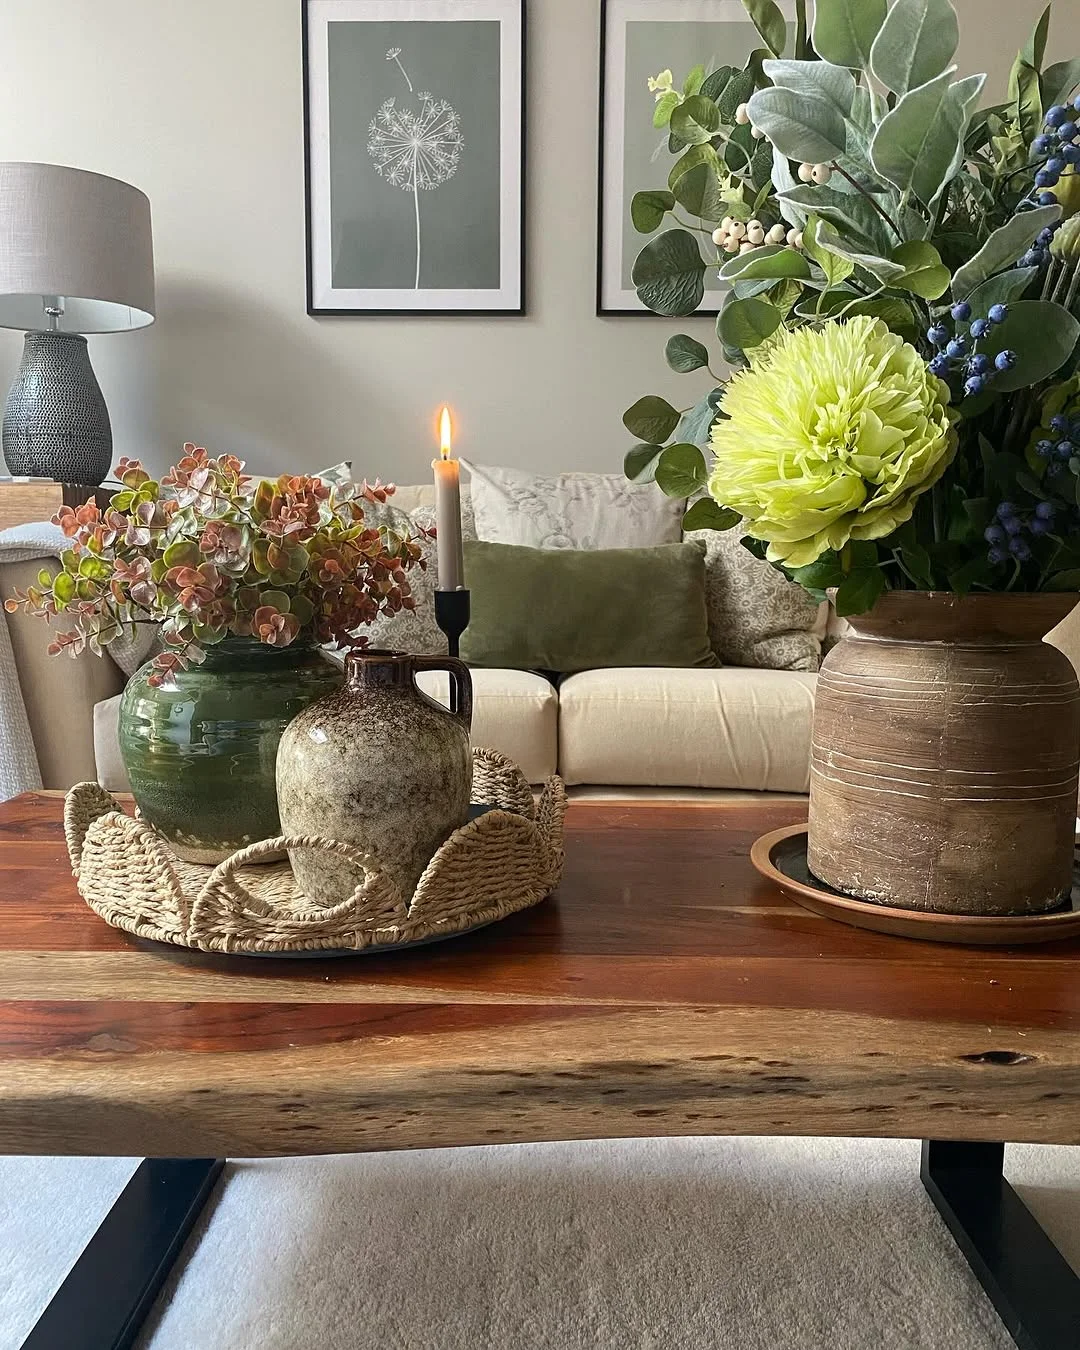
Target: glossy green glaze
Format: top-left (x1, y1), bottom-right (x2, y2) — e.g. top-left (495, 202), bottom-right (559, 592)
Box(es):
top-left (119, 639), bottom-right (342, 862)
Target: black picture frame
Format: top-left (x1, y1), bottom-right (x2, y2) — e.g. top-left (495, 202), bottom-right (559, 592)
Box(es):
top-left (303, 0), bottom-right (527, 317)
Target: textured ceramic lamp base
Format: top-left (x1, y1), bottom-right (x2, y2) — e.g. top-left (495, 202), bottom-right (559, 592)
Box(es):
top-left (808, 592), bottom-right (1080, 917)
top-left (1, 331), bottom-right (112, 484)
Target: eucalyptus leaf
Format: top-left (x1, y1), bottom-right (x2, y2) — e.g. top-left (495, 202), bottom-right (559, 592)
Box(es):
top-left (869, 0), bottom-right (959, 97)
top-left (951, 206), bottom-right (1060, 299)
top-left (844, 296), bottom-right (919, 341)
top-left (653, 91), bottom-right (680, 129)
top-left (622, 395), bottom-right (682, 445)
top-left (740, 0), bottom-right (787, 56)
top-left (733, 276), bottom-right (779, 299)
top-left (674, 392), bottom-right (723, 447)
top-left (977, 300), bottom-right (1080, 393)
top-left (1042, 59), bottom-right (1080, 110)
top-left (632, 230), bottom-right (707, 317)
top-left (700, 65), bottom-right (733, 103)
top-left (655, 443), bottom-right (710, 498)
top-left (717, 69), bottom-right (755, 124)
top-left (665, 333), bottom-right (712, 373)
top-left (812, 0), bottom-right (886, 70)
top-left (963, 266), bottom-right (1040, 315)
top-left (761, 58), bottom-right (855, 118)
top-left (671, 163), bottom-right (725, 220)
top-left (670, 94), bottom-right (721, 145)
top-left (870, 69), bottom-right (984, 205)
top-left (624, 444), bottom-right (664, 484)
top-left (745, 86), bottom-right (847, 164)
top-left (630, 190), bottom-right (675, 234)
top-left (683, 64), bottom-right (706, 96)
top-left (718, 244), bottom-right (813, 282)
top-left (682, 498), bottom-right (740, 532)
top-left (890, 240), bottom-right (950, 299)
top-left (717, 295), bottom-right (783, 349)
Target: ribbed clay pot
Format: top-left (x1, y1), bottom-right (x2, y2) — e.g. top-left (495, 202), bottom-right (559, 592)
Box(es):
top-left (276, 650), bottom-right (473, 904)
top-left (808, 591), bottom-right (1080, 916)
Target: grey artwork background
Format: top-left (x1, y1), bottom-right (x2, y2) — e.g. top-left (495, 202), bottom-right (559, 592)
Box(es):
top-left (328, 20), bottom-right (502, 290)
top-left (621, 20), bottom-right (783, 293)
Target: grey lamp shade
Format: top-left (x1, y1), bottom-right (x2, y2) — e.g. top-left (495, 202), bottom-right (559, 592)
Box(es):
top-left (0, 162), bottom-right (154, 333)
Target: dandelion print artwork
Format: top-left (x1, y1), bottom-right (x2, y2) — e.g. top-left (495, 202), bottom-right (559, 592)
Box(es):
top-left (304, 2), bottom-right (524, 314)
top-left (367, 49), bottom-right (465, 289)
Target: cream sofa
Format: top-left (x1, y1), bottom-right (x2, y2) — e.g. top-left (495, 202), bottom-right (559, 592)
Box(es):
top-left (5, 494), bottom-right (1080, 798)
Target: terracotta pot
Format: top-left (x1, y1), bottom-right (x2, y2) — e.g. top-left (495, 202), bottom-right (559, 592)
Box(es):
top-left (275, 650), bottom-right (473, 904)
top-left (808, 591), bottom-right (1080, 916)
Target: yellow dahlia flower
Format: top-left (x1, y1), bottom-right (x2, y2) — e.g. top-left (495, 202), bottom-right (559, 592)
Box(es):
top-left (709, 317), bottom-right (956, 568)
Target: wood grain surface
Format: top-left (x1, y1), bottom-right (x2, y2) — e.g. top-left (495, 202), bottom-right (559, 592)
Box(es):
top-left (1, 792), bottom-right (1079, 1157)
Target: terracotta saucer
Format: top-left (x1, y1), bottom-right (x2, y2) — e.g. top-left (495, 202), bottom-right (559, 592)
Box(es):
top-left (751, 824), bottom-right (1080, 946)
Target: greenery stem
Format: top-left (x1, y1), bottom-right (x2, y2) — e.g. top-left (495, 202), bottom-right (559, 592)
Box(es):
top-left (829, 162), bottom-right (904, 241)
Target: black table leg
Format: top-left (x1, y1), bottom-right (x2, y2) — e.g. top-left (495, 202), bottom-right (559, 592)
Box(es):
top-left (20, 1157), bottom-right (225, 1350)
top-left (922, 1140), bottom-right (1080, 1350)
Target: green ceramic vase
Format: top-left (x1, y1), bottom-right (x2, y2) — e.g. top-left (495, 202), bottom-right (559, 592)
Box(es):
top-left (119, 638), bottom-right (342, 862)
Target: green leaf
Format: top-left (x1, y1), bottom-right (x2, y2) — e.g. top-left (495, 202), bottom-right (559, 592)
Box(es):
top-left (683, 64), bottom-right (706, 96)
top-left (670, 94), bottom-right (721, 145)
top-left (655, 443), bottom-right (709, 498)
top-left (844, 296), bottom-right (918, 342)
top-left (795, 0), bottom-right (812, 60)
top-left (977, 300), bottom-right (1080, 393)
top-left (870, 69), bottom-right (985, 205)
top-left (899, 541), bottom-right (935, 588)
top-left (622, 396), bottom-right (682, 444)
top-left (624, 444), bottom-right (664, 484)
top-left (675, 391), bottom-right (723, 446)
top-left (669, 144), bottom-right (723, 218)
top-left (790, 554), bottom-right (845, 591)
top-left (258, 589), bottom-right (291, 613)
top-left (744, 87), bottom-right (847, 164)
top-left (1021, 4), bottom-right (1051, 72)
top-left (1042, 59), bottom-right (1080, 110)
top-left (700, 66), bottom-right (734, 103)
top-left (869, 0), bottom-right (959, 97)
top-left (740, 0), bottom-right (787, 57)
top-left (717, 68), bottom-right (755, 124)
top-left (682, 498), bottom-right (739, 532)
top-left (812, 221), bottom-right (907, 285)
top-left (1046, 570), bottom-right (1080, 591)
top-left (890, 239), bottom-right (950, 299)
top-left (632, 230), bottom-right (707, 317)
top-left (52, 571), bottom-right (75, 606)
top-left (718, 244), bottom-right (813, 282)
top-left (834, 567), bottom-right (886, 616)
top-left (778, 184), bottom-right (889, 254)
top-left (162, 540), bottom-right (201, 569)
top-left (1012, 59), bottom-right (1044, 148)
top-left (665, 334), bottom-right (711, 373)
top-left (812, 0), bottom-right (886, 70)
top-left (760, 58), bottom-right (855, 120)
top-left (631, 190), bottom-right (675, 234)
top-left (950, 205), bottom-right (1061, 300)
top-left (948, 557), bottom-right (996, 595)
top-left (717, 295), bottom-right (783, 349)
top-left (653, 91), bottom-right (680, 128)
top-left (803, 216), bottom-right (855, 286)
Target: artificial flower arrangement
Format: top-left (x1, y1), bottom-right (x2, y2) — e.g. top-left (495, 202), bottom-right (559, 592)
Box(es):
top-left (4, 446), bottom-right (428, 685)
top-left (624, 0), bottom-right (1080, 614)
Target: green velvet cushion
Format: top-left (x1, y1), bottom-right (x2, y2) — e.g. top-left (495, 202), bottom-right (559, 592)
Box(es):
top-left (460, 540), bottom-right (719, 672)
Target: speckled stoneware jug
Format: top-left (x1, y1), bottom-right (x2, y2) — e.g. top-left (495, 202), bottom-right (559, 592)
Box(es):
top-left (276, 650), bottom-right (473, 904)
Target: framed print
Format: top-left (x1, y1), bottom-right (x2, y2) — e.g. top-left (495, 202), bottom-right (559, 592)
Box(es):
top-left (304, 0), bottom-right (525, 315)
top-left (598, 0), bottom-right (792, 316)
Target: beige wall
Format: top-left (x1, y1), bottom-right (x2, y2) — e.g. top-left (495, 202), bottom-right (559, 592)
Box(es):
top-left (0, 0), bottom-right (1071, 482)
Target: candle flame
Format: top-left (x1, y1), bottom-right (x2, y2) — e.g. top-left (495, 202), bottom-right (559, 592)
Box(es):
top-left (439, 405), bottom-right (453, 460)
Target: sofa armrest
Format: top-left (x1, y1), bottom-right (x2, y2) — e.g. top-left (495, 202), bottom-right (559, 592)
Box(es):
top-left (1, 557), bottom-right (126, 789)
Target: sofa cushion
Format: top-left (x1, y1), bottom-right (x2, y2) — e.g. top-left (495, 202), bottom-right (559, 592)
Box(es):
top-left (463, 461), bottom-right (684, 549)
top-left (93, 666), bottom-right (559, 795)
top-left (558, 666), bottom-right (816, 792)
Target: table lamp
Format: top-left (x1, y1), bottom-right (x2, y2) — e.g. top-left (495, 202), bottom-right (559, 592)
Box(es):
top-left (0, 162), bottom-right (155, 485)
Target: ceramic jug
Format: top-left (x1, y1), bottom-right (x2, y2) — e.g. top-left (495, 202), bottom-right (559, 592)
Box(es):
top-left (276, 650), bottom-right (473, 904)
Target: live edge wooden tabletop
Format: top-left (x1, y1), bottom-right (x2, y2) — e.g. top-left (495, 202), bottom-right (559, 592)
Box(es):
top-left (1, 791), bottom-right (1079, 1158)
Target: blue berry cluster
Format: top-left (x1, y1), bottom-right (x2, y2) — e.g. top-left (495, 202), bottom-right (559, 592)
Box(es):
top-left (984, 500), bottom-right (1058, 565)
top-left (926, 302), bottom-right (1017, 398)
top-left (1024, 98), bottom-right (1080, 223)
top-left (1032, 411), bottom-right (1080, 479)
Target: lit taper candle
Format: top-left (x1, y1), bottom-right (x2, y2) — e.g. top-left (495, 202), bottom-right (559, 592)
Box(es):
top-left (432, 404), bottom-right (465, 591)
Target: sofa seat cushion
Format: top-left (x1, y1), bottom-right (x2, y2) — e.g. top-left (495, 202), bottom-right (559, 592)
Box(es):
top-left (558, 667), bottom-right (816, 792)
top-left (93, 667), bottom-right (559, 795)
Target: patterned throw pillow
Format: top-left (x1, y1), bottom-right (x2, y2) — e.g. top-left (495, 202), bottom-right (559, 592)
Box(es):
top-left (361, 491), bottom-right (476, 655)
top-left (685, 524), bottom-right (822, 672)
top-left (462, 461), bottom-right (685, 550)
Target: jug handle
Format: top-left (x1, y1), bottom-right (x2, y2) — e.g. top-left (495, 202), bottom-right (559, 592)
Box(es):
top-left (410, 656), bottom-right (473, 729)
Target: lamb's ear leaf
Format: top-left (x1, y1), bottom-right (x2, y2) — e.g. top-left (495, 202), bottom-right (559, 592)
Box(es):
top-left (812, 0), bottom-right (886, 71)
top-left (869, 0), bottom-right (959, 97)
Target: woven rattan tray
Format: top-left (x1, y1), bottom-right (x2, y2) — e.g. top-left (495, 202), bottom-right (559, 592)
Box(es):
top-left (64, 748), bottom-right (566, 956)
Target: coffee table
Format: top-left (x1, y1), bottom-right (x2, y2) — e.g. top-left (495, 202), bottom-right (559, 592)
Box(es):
top-left (2, 792), bottom-right (1079, 1350)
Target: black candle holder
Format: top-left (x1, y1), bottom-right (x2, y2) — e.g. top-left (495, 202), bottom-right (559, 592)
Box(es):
top-left (435, 587), bottom-right (471, 659)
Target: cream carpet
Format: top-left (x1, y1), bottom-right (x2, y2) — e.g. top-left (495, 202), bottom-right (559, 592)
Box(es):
top-left (2, 1137), bottom-right (1078, 1350)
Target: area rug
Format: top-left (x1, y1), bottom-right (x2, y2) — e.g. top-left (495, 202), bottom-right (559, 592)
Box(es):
top-left (2, 1137), bottom-right (1077, 1349)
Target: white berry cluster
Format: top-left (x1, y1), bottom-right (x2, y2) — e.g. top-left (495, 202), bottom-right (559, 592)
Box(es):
top-left (712, 216), bottom-right (789, 255)
top-left (734, 103), bottom-right (766, 140)
top-left (797, 161), bottom-right (833, 185)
